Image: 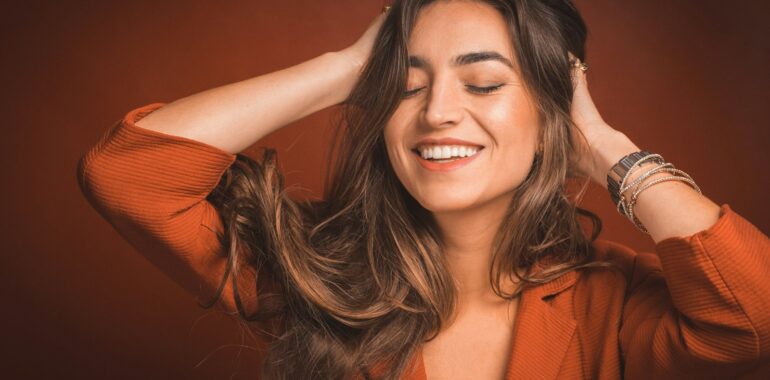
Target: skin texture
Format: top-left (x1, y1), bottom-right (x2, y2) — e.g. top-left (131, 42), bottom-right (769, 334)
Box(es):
top-left (383, 2), bottom-right (533, 377)
top-left (565, 28), bottom-right (722, 245)
top-left (381, 0), bottom-right (721, 301)
top-left (99, 1), bottom-right (726, 378)
top-left (384, 1), bottom-right (536, 305)
top-left (384, 1), bottom-right (539, 215)
top-left (379, 2), bottom-right (722, 377)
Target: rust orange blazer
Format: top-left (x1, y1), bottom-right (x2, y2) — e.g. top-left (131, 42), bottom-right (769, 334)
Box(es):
top-left (77, 103), bottom-right (770, 379)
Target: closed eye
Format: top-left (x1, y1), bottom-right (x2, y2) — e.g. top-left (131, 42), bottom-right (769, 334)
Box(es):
top-left (402, 88), bottom-right (424, 98)
top-left (402, 84), bottom-right (505, 98)
top-left (467, 84), bottom-right (505, 94)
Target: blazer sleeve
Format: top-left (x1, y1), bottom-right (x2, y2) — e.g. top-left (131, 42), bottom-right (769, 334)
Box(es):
top-left (619, 203), bottom-right (770, 379)
top-left (76, 102), bottom-right (257, 313)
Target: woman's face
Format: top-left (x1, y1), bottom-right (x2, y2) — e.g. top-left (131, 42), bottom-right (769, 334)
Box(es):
top-left (384, 0), bottom-right (540, 214)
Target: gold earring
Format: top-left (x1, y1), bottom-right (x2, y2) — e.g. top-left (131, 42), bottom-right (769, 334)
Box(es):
top-left (571, 60), bottom-right (589, 72)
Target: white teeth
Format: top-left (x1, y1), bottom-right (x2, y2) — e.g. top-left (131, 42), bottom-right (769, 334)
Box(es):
top-left (416, 145), bottom-right (481, 160)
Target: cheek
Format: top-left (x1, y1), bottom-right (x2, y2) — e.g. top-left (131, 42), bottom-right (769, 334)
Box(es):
top-left (483, 94), bottom-right (541, 188)
top-left (487, 90), bottom-right (539, 130)
top-left (383, 119), bottom-right (411, 180)
top-left (380, 93), bottom-right (541, 213)
top-left (484, 93), bottom-right (540, 155)
top-left (384, 105), bottom-right (410, 145)
top-left (383, 120), bottom-right (403, 161)
top-left (383, 118), bottom-right (431, 207)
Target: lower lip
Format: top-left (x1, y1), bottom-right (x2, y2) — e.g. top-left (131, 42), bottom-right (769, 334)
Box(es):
top-left (414, 149), bottom-right (483, 172)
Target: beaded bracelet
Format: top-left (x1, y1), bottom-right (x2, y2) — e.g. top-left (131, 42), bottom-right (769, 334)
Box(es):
top-left (616, 162), bottom-right (679, 215)
top-left (627, 175), bottom-right (702, 233)
top-left (617, 154), bottom-right (665, 194)
top-left (621, 163), bottom-right (699, 213)
top-left (612, 153), bottom-right (666, 216)
top-left (607, 152), bottom-right (665, 207)
top-left (620, 162), bottom-right (675, 196)
top-left (610, 154), bottom-right (702, 234)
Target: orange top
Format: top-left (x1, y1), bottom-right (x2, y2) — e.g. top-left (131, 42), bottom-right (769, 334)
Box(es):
top-left (77, 103), bottom-right (770, 379)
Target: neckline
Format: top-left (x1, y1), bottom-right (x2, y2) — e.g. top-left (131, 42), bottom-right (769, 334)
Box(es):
top-left (415, 288), bottom-right (529, 380)
top-left (413, 268), bottom-right (580, 380)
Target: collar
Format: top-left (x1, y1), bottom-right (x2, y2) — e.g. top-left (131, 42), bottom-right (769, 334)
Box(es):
top-left (503, 263), bottom-right (581, 379)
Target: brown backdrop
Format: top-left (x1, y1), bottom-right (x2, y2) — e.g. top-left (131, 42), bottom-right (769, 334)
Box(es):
top-left (2, 0), bottom-right (768, 378)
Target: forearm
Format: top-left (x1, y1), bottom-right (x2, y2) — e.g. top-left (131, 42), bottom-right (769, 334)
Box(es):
top-left (134, 50), bottom-right (362, 154)
top-left (591, 130), bottom-right (721, 243)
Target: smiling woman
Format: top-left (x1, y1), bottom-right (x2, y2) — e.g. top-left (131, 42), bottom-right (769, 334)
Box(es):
top-left (387, 1), bottom-right (541, 219)
top-left (77, 0), bottom-right (770, 379)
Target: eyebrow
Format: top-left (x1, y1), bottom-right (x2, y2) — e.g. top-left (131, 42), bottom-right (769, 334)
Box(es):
top-left (408, 51), bottom-right (514, 69)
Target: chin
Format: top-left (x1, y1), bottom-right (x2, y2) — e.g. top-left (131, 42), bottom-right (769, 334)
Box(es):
top-left (411, 190), bottom-right (485, 214)
top-left (415, 187), bottom-right (519, 215)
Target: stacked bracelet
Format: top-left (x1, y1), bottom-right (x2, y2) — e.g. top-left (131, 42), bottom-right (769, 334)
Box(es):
top-left (606, 151), bottom-right (702, 234)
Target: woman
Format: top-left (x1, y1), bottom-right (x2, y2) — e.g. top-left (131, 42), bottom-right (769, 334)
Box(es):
top-left (77, 0), bottom-right (770, 379)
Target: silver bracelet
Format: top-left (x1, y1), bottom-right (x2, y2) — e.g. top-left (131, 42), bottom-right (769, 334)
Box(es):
top-left (627, 175), bottom-right (702, 233)
top-left (620, 162), bottom-right (676, 195)
top-left (613, 153), bottom-right (665, 213)
top-left (616, 163), bottom-right (677, 214)
top-left (618, 153), bottom-right (664, 189)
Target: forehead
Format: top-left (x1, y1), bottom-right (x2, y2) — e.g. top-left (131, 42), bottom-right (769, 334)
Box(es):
top-left (408, 1), bottom-right (514, 65)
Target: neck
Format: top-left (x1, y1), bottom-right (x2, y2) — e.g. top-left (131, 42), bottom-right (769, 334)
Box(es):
top-left (432, 193), bottom-right (518, 307)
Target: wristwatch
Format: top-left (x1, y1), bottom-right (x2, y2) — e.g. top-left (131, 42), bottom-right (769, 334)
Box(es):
top-left (606, 150), bottom-right (664, 206)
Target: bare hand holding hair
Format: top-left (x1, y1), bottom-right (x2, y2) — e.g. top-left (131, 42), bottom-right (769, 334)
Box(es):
top-left (134, 12), bottom-right (387, 154)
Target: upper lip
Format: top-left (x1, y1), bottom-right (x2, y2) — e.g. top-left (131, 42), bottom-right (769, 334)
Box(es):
top-left (411, 137), bottom-right (485, 149)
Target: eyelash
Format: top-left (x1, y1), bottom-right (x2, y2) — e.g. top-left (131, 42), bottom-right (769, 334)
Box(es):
top-left (402, 84), bottom-right (504, 98)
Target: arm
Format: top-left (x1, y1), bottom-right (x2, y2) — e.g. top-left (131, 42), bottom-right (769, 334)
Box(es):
top-left (589, 132), bottom-right (722, 244)
top-left (77, 104), bottom-right (246, 312)
top-left (618, 205), bottom-right (770, 378)
top-left (134, 14), bottom-right (387, 155)
top-left (568, 56), bottom-right (721, 242)
top-left (568, 59), bottom-right (770, 376)
top-left (77, 12), bottom-right (387, 312)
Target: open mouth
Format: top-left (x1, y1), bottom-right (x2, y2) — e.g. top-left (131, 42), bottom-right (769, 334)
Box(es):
top-left (410, 145), bottom-right (485, 171)
top-left (411, 145), bottom-right (485, 162)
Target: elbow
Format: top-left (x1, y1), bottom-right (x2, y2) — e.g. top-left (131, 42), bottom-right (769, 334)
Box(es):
top-left (679, 319), bottom-right (760, 364)
top-left (76, 149), bottom-right (100, 207)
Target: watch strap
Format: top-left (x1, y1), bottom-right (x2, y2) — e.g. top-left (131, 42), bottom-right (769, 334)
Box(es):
top-left (607, 150), bottom-right (664, 205)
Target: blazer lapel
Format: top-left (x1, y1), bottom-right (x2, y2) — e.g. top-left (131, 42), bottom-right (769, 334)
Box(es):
top-left (407, 269), bottom-right (580, 380)
top-left (504, 270), bottom-right (578, 380)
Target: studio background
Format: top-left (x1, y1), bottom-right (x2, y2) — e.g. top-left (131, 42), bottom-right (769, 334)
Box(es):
top-left (2, 0), bottom-right (768, 378)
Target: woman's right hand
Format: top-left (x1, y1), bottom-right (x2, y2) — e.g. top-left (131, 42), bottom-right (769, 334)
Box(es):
top-left (339, 10), bottom-right (389, 73)
top-left (132, 8), bottom-right (391, 155)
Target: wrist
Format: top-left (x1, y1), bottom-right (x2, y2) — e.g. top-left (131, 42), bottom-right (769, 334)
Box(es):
top-left (323, 50), bottom-right (366, 106)
top-left (333, 48), bottom-right (366, 75)
top-left (591, 130), bottom-right (641, 189)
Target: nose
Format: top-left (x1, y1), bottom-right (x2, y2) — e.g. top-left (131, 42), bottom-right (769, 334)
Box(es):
top-left (422, 79), bottom-right (464, 128)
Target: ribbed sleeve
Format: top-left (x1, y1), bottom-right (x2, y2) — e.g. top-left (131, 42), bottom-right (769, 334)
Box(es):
top-left (76, 102), bottom-right (249, 310)
top-left (620, 204), bottom-right (770, 379)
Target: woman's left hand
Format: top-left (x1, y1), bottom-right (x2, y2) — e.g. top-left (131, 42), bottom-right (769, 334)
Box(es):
top-left (567, 55), bottom-right (637, 187)
top-left (567, 56), bottom-right (722, 241)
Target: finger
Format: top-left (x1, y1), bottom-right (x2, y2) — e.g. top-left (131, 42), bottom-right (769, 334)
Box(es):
top-left (567, 52), bottom-right (588, 73)
top-left (568, 57), bottom-right (588, 89)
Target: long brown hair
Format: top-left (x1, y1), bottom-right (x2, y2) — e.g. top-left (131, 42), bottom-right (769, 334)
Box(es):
top-left (205, 0), bottom-right (616, 378)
